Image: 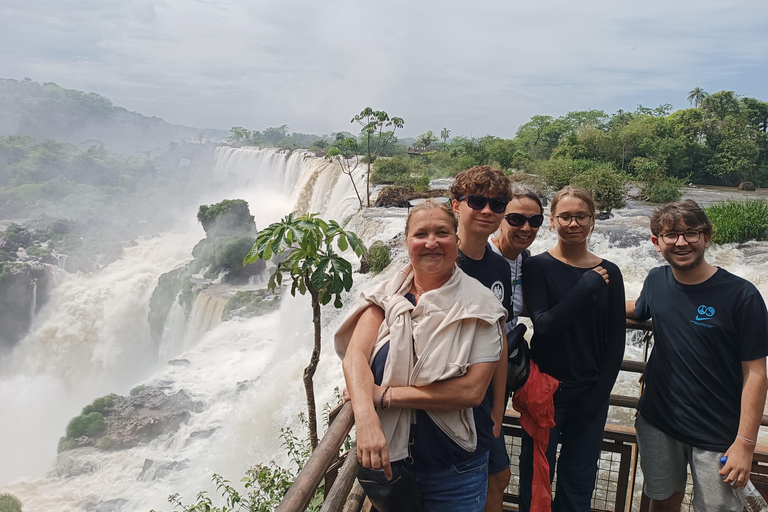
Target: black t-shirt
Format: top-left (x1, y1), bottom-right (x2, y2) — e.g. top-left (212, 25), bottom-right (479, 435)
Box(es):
top-left (635, 266), bottom-right (768, 451)
top-left (522, 252), bottom-right (626, 404)
top-left (458, 244), bottom-right (514, 324)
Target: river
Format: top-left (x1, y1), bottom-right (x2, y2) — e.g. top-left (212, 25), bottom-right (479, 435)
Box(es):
top-left (0, 148), bottom-right (766, 511)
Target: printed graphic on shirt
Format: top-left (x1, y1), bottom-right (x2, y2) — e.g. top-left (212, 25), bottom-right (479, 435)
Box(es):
top-left (490, 280), bottom-right (504, 302)
top-left (691, 304), bottom-right (716, 328)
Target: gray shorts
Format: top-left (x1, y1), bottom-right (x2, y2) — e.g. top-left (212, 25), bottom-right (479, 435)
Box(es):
top-left (635, 414), bottom-right (742, 512)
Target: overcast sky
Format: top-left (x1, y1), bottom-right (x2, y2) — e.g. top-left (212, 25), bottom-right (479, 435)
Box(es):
top-left (2, 0), bottom-right (767, 139)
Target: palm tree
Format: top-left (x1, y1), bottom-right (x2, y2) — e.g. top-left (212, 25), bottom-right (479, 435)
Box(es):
top-left (688, 87), bottom-right (709, 108)
top-left (441, 127), bottom-right (451, 144)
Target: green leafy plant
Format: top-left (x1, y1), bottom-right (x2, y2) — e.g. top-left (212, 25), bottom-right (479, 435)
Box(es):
top-left (243, 212), bottom-right (366, 449)
top-left (82, 394), bottom-right (115, 415)
top-left (352, 107), bottom-right (405, 207)
top-left (570, 163), bottom-right (628, 212)
top-left (0, 493), bottom-right (23, 512)
top-left (705, 199), bottom-right (768, 244)
top-left (367, 242), bottom-right (391, 273)
top-left (66, 412), bottom-right (106, 438)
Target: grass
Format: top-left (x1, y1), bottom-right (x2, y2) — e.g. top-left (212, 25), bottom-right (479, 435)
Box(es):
top-left (705, 199), bottom-right (768, 244)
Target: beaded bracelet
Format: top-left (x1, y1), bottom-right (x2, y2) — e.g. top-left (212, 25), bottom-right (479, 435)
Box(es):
top-left (380, 386), bottom-right (391, 410)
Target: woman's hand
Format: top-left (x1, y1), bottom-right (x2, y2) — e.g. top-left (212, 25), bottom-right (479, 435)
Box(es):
top-left (592, 265), bottom-right (610, 284)
top-left (356, 414), bottom-right (393, 480)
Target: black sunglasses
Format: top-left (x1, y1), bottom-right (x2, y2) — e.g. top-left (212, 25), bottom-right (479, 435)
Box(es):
top-left (505, 212), bottom-right (544, 228)
top-left (458, 195), bottom-right (508, 214)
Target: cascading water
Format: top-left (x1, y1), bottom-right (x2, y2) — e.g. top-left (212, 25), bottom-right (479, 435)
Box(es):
top-left (1, 146), bottom-right (766, 512)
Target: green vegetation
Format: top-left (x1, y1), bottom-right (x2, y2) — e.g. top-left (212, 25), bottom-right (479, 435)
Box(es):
top-left (130, 385), bottom-right (147, 396)
top-left (367, 242), bottom-right (391, 273)
top-left (570, 163), bottom-right (627, 212)
top-left (197, 200), bottom-right (255, 237)
top-left (705, 199), bottom-right (768, 244)
top-left (152, 424), bottom-right (322, 512)
top-left (82, 394), bottom-right (115, 415)
top-left (65, 412), bottom-right (106, 439)
top-left (244, 213), bottom-right (365, 449)
top-left (222, 290), bottom-right (280, 320)
top-left (0, 493), bottom-right (22, 512)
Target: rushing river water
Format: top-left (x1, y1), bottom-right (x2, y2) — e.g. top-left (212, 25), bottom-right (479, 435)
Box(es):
top-left (0, 148), bottom-right (766, 511)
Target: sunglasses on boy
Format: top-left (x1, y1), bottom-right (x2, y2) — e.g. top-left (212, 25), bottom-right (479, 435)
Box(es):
top-left (505, 213), bottom-right (544, 228)
top-left (458, 194), bottom-right (509, 214)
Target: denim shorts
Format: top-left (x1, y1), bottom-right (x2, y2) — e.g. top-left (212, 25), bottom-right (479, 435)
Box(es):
top-left (413, 450), bottom-right (489, 512)
top-left (488, 432), bottom-right (511, 474)
top-left (636, 413), bottom-right (742, 512)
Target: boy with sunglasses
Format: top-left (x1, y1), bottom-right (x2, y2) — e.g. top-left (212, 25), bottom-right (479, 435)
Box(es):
top-left (627, 200), bottom-right (768, 512)
top-left (450, 166), bottom-right (515, 512)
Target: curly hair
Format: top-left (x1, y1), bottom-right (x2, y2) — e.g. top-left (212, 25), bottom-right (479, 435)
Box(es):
top-left (449, 166), bottom-right (511, 202)
top-left (649, 199), bottom-right (713, 236)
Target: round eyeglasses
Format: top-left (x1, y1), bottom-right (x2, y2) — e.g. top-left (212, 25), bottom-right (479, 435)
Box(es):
top-left (660, 230), bottom-right (702, 244)
top-left (554, 213), bottom-right (593, 226)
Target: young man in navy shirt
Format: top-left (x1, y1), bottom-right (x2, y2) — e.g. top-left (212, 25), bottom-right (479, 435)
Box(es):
top-left (627, 200), bottom-right (768, 512)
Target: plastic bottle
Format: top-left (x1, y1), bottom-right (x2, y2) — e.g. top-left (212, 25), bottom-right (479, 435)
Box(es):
top-left (720, 456), bottom-right (768, 512)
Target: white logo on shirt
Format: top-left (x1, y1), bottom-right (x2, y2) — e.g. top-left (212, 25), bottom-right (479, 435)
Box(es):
top-left (491, 281), bottom-right (504, 302)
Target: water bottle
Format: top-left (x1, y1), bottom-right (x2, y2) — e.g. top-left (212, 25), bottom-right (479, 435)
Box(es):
top-left (720, 456), bottom-right (768, 511)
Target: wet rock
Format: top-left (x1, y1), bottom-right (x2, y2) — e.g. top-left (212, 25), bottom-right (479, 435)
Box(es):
top-left (137, 458), bottom-right (190, 481)
top-left (374, 186), bottom-right (450, 208)
top-left (83, 498), bottom-right (128, 512)
top-left (100, 388), bottom-right (201, 449)
top-left (185, 428), bottom-right (218, 446)
top-left (596, 211), bottom-right (614, 221)
top-left (738, 181), bottom-right (757, 191)
top-left (0, 262), bottom-right (55, 352)
top-left (0, 237), bottom-right (19, 254)
top-left (49, 448), bottom-right (103, 477)
top-left (168, 359), bottom-right (191, 367)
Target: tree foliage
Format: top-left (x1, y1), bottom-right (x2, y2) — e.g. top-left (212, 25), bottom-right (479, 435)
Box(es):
top-left (352, 107), bottom-right (405, 206)
top-left (244, 213), bottom-right (366, 448)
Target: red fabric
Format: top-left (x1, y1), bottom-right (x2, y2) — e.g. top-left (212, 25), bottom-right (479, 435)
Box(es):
top-left (512, 361), bottom-right (560, 512)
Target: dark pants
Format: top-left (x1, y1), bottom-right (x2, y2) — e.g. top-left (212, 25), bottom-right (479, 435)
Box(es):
top-left (518, 397), bottom-right (609, 512)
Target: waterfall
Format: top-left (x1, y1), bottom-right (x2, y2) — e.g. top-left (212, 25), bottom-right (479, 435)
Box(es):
top-left (183, 293), bottom-right (228, 347)
top-left (30, 279), bottom-right (37, 324)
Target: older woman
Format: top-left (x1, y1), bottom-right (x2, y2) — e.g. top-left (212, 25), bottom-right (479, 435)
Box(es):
top-left (335, 200), bottom-right (507, 512)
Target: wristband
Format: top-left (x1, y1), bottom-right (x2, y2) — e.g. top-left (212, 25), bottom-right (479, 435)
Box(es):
top-left (737, 434), bottom-right (757, 444)
top-left (380, 386), bottom-right (391, 410)
top-left (387, 387), bottom-right (392, 409)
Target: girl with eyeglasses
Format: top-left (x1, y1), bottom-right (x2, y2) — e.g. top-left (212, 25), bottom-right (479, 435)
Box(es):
top-left (518, 185), bottom-right (626, 512)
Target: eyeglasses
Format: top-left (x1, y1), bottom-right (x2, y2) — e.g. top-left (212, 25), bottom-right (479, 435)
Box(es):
top-left (458, 195), bottom-right (508, 214)
top-left (554, 214), bottom-right (593, 226)
top-left (659, 230), bottom-right (702, 244)
top-left (505, 213), bottom-right (544, 228)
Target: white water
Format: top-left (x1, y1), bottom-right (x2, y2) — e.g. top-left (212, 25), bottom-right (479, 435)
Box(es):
top-left (1, 148), bottom-right (767, 511)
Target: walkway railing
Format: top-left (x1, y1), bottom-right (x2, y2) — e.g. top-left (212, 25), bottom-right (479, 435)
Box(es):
top-left (275, 318), bottom-right (768, 512)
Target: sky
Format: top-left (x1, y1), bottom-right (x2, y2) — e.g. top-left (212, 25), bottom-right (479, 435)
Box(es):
top-left (2, 0), bottom-right (768, 139)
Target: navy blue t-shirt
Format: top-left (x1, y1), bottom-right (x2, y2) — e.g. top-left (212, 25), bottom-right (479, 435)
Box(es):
top-left (635, 266), bottom-right (768, 451)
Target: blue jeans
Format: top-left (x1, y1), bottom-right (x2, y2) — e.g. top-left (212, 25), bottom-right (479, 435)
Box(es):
top-left (413, 451), bottom-right (489, 512)
top-left (518, 397), bottom-right (609, 512)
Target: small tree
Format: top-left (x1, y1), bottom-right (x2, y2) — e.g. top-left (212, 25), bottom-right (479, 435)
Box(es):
top-left (352, 108), bottom-right (405, 207)
top-left (244, 213), bottom-right (366, 449)
top-left (325, 137), bottom-right (364, 209)
top-left (416, 131), bottom-right (438, 150)
top-left (441, 127), bottom-right (451, 145)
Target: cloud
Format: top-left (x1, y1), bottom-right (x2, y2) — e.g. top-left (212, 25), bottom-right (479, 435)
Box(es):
top-left (1, 0), bottom-right (767, 137)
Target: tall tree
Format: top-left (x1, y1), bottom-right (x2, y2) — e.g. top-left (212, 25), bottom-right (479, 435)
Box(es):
top-left (688, 87), bottom-right (709, 108)
top-left (441, 127), bottom-right (452, 145)
top-left (352, 108), bottom-right (404, 207)
top-left (416, 130), bottom-right (438, 149)
top-left (244, 213), bottom-right (366, 449)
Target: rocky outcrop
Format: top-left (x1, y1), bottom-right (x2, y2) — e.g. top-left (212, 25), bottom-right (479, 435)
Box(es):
top-left (374, 186), bottom-right (450, 208)
top-left (58, 387), bottom-right (202, 453)
top-left (0, 262), bottom-right (55, 352)
top-left (739, 181), bottom-right (757, 191)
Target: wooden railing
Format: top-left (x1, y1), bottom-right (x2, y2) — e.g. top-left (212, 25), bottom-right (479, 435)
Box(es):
top-left (275, 318), bottom-right (768, 512)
